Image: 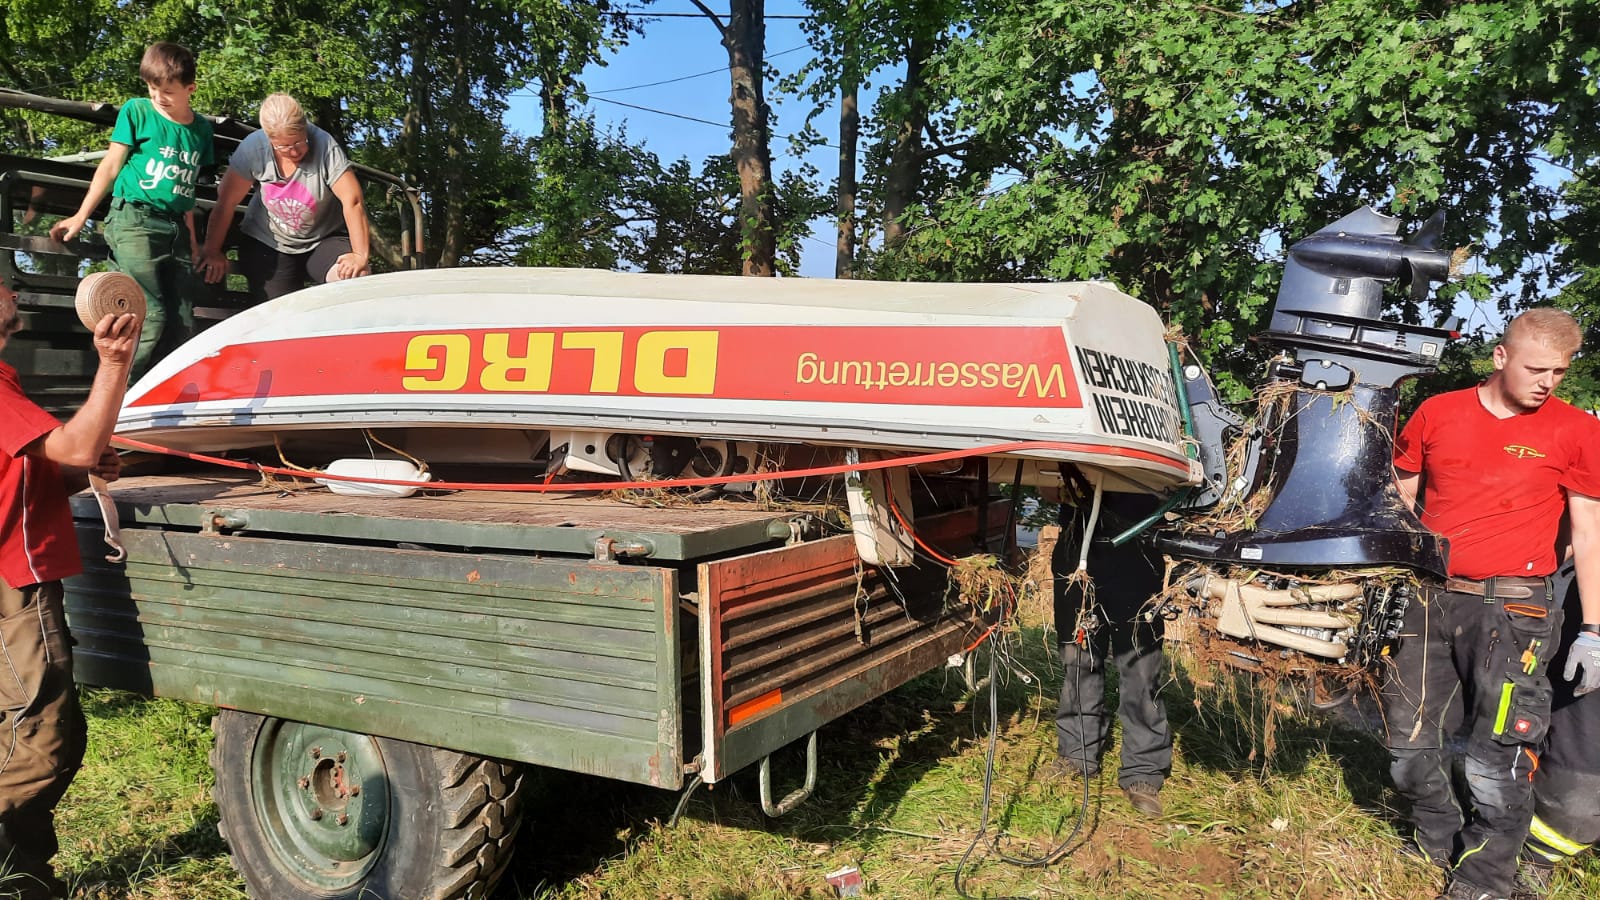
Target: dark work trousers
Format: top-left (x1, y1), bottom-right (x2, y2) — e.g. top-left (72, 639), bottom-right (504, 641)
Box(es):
top-left (1052, 524), bottom-right (1171, 790)
top-left (0, 581), bottom-right (86, 900)
top-left (103, 200), bottom-right (198, 381)
top-left (1381, 583), bottom-right (1562, 896)
top-left (1522, 598), bottom-right (1600, 872)
top-left (237, 234), bottom-right (356, 303)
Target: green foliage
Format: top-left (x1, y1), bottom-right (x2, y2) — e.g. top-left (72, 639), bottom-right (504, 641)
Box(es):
top-left (0, 0), bottom-right (640, 269)
top-left (1549, 164), bottom-right (1600, 407)
top-left (56, 692), bottom-right (244, 898)
top-left (512, 118), bottom-right (829, 276)
top-left (7, 0), bottom-right (1596, 401)
top-left (805, 0), bottom-right (1597, 390)
top-left (0, 1), bottom-right (831, 278)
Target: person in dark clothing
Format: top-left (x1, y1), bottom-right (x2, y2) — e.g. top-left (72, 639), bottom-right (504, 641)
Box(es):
top-left (1051, 491), bottom-right (1172, 817)
top-left (1512, 563), bottom-right (1600, 898)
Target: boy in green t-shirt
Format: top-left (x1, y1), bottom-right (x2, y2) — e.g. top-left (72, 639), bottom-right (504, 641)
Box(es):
top-left (50, 42), bottom-right (214, 380)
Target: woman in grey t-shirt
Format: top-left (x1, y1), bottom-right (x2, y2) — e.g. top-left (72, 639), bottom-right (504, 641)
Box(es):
top-left (197, 93), bottom-right (371, 301)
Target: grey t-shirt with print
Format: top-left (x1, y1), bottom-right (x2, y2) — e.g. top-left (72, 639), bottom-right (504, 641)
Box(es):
top-left (231, 125), bottom-right (353, 255)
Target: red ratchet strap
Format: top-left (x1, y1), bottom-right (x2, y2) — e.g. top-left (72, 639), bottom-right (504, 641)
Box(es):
top-left (113, 435), bottom-right (1181, 494)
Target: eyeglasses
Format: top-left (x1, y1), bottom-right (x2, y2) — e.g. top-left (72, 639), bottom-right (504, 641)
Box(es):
top-left (270, 137), bottom-right (308, 153)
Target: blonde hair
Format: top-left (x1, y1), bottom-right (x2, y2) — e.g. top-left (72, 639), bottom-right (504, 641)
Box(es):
top-left (1503, 308), bottom-right (1583, 356)
top-left (259, 93), bottom-right (309, 136)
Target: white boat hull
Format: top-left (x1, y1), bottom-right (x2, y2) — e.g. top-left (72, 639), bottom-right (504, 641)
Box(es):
top-left (119, 268), bottom-right (1198, 493)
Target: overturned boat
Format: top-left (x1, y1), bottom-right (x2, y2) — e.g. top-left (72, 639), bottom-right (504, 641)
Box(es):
top-left (117, 268), bottom-right (1202, 495)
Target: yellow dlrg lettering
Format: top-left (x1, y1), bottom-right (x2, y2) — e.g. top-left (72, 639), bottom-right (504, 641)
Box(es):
top-left (482, 332), bottom-right (554, 391)
top-left (635, 330), bottom-right (719, 395)
top-left (561, 332), bottom-right (625, 393)
top-left (402, 334), bottom-right (470, 391)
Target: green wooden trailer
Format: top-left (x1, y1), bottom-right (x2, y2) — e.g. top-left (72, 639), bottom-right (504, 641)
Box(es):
top-left (64, 474), bottom-right (993, 898)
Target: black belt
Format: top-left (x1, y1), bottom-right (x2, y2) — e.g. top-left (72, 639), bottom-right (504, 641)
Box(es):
top-left (1442, 575), bottom-right (1550, 601)
top-left (111, 198), bottom-right (184, 221)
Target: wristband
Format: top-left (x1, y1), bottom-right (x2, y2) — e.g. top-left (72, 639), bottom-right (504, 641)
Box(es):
top-left (1581, 624), bottom-right (1600, 636)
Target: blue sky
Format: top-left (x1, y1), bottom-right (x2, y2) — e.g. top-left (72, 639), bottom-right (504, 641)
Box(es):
top-left (496, 7), bottom-right (1515, 335)
top-left (503, 5), bottom-right (844, 277)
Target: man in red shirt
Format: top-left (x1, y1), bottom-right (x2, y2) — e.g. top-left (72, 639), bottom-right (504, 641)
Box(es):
top-left (0, 275), bottom-right (138, 899)
top-left (1388, 308), bottom-right (1600, 900)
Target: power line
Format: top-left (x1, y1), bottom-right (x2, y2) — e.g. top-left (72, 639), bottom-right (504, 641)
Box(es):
top-left (510, 83), bottom-right (849, 152)
top-left (615, 10), bottom-right (817, 19)
top-left (801, 231), bottom-right (840, 252)
top-left (588, 94), bottom-right (845, 151)
top-left (590, 95), bottom-right (729, 129)
top-left (591, 43), bottom-right (810, 95)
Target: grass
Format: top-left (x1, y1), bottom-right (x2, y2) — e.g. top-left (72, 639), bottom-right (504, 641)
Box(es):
top-left (55, 693), bottom-right (243, 900)
top-left (51, 627), bottom-right (1600, 899)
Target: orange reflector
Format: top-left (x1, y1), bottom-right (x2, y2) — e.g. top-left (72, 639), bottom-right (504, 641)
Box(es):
top-left (729, 689), bottom-right (783, 726)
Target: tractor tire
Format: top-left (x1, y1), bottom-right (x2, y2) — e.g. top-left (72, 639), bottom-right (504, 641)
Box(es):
top-left (210, 710), bottom-right (525, 900)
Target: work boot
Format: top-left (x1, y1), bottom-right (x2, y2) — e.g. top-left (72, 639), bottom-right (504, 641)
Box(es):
top-left (1510, 857), bottom-right (1555, 900)
top-left (1122, 781), bottom-right (1163, 817)
top-left (1042, 755), bottom-right (1097, 782)
top-left (1435, 874), bottom-right (1500, 900)
top-left (1042, 757), bottom-right (1098, 808)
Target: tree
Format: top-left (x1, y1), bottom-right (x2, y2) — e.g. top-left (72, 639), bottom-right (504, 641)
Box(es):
top-left (279, 0), bottom-right (634, 268)
top-left (0, 0), bottom-right (635, 269)
top-left (849, 0), bottom-right (1598, 395)
top-left (513, 119), bottom-right (828, 277)
top-left (831, 1), bottom-right (861, 278)
top-left (691, 0), bottom-right (778, 276)
top-left (1550, 164), bottom-right (1600, 407)
top-left (788, 0), bottom-right (971, 274)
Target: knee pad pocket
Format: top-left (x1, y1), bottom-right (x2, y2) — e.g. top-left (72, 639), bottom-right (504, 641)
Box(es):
top-left (1491, 673), bottom-right (1551, 745)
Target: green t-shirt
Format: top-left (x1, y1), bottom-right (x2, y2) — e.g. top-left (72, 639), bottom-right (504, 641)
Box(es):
top-left (110, 97), bottom-right (215, 213)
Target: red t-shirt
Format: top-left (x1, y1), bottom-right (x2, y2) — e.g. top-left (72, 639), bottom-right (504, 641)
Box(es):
top-left (1394, 385), bottom-right (1600, 579)
top-left (0, 362), bottom-right (80, 588)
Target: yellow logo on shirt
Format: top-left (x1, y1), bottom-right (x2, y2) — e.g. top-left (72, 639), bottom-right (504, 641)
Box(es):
top-left (1504, 444), bottom-right (1546, 459)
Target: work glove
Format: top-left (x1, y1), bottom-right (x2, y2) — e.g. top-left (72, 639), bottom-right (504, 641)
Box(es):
top-left (1562, 632), bottom-right (1600, 697)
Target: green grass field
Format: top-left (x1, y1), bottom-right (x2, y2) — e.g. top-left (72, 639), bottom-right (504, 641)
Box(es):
top-left (51, 627), bottom-right (1600, 899)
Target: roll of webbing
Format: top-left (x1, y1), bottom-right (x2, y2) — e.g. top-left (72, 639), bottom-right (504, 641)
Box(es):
top-left (75, 271), bottom-right (141, 564)
top-left (75, 271), bottom-right (146, 329)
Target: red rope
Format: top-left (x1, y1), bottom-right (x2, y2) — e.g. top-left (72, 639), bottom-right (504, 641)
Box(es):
top-left (885, 488), bottom-right (962, 566)
top-left (963, 623), bottom-right (999, 654)
top-left (111, 435), bottom-right (1184, 494)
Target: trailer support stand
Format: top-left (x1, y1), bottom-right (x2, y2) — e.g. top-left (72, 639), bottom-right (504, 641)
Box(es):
top-left (759, 731), bottom-right (818, 817)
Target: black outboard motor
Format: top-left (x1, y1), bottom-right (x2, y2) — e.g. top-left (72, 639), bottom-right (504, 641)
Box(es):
top-left (1158, 207), bottom-right (1458, 576)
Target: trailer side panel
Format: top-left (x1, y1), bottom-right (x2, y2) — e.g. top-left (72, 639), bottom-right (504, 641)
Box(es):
top-left (66, 525), bottom-right (685, 788)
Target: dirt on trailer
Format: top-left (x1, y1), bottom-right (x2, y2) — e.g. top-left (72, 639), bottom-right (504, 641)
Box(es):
top-left (99, 470), bottom-right (801, 532)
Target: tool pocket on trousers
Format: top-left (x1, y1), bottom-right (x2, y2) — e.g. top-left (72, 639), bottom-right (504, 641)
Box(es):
top-left (0, 598), bottom-right (50, 720)
top-left (1503, 596), bottom-right (1561, 675)
top-left (101, 209), bottom-right (123, 256)
top-left (1490, 673), bottom-right (1551, 745)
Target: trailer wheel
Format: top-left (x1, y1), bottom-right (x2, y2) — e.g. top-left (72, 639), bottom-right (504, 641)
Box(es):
top-left (210, 711), bottom-right (525, 900)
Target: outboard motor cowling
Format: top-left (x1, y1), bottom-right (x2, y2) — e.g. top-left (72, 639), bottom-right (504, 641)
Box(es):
top-left (1159, 206), bottom-right (1458, 576)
